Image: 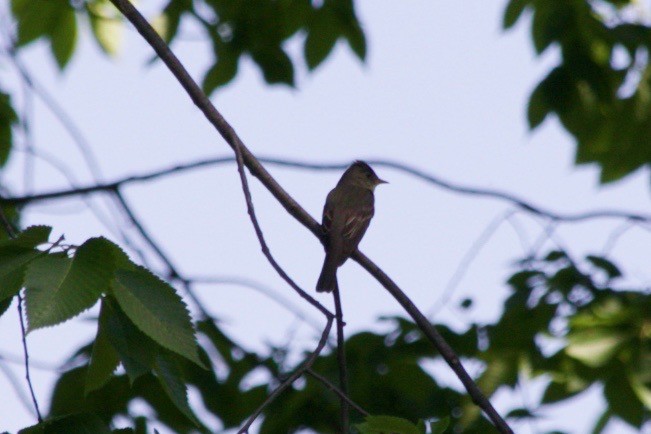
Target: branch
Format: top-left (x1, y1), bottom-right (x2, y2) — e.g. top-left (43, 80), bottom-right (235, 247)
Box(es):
top-left (106, 1), bottom-right (512, 431)
top-left (306, 368), bottom-right (369, 417)
top-left (237, 318), bottom-right (333, 433)
top-left (4, 156), bottom-right (650, 224)
top-left (0, 207), bottom-right (42, 423)
top-left (333, 285), bottom-right (349, 431)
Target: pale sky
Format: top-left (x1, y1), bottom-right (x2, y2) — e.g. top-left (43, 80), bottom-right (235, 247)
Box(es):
top-left (1, 1), bottom-right (649, 433)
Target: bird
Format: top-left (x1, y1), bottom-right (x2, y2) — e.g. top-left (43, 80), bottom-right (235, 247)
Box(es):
top-left (316, 161), bottom-right (387, 293)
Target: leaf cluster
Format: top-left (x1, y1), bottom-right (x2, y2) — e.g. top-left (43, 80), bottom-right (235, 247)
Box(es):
top-left (504, 0), bottom-right (651, 183)
top-left (9, 0), bottom-right (366, 94)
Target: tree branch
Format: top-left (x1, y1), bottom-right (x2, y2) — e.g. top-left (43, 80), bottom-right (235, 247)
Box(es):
top-left (237, 319), bottom-right (333, 433)
top-left (106, 1), bottom-right (512, 431)
top-left (0, 207), bottom-right (42, 423)
top-left (3, 156), bottom-right (649, 225)
top-left (333, 285), bottom-right (350, 431)
top-left (306, 368), bottom-right (369, 417)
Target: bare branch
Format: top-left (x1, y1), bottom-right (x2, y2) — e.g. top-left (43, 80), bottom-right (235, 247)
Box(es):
top-left (0, 207), bottom-right (42, 422)
top-left (16, 294), bottom-right (42, 422)
top-left (3, 156), bottom-right (649, 225)
top-left (333, 285), bottom-right (349, 431)
top-left (306, 368), bottom-right (369, 417)
top-left (237, 318), bottom-right (333, 433)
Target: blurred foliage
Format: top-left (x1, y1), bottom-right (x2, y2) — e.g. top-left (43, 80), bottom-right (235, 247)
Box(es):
top-left (13, 245), bottom-right (646, 433)
top-left (9, 0), bottom-right (366, 93)
top-left (505, 0), bottom-right (651, 183)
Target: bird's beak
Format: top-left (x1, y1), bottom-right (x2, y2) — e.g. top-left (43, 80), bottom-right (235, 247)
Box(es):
top-left (376, 178), bottom-right (388, 185)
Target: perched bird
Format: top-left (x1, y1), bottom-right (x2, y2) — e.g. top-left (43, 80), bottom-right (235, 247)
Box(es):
top-left (316, 161), bottom-right (387, 293)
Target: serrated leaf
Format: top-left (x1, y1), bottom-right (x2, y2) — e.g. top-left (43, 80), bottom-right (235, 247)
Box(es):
top-left (11, 225), bottom-right (52, 248)
top-left (0, 246), bottom-right (42, 301)
top-left (111, 267), bottom-right (204, 368)
top-left (101, 296), bottom-right (157, 382)
top-left (24, 238), bottom-right (113, 331)
top-left (18, 413), bottom-right (112, 434)
top-left (50, 7), bottom-right (77, 69)
top-left (86, 298), bottom-right (121, 394)
top-left (153, 352), bottom-right (201, 427)
top-left (356, 415), bottom-right (420, 434)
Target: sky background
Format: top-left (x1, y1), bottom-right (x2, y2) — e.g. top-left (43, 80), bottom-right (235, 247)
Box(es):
top-left (1, 1), bottom-right (650, 433)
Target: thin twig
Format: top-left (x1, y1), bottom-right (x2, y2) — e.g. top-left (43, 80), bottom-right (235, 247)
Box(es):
top-left (237, 319), bottom-right (333, 433)
top-left (0, 207), bottom-right (42, 422)
top-left (0, 354), bottom-right (36, 415)
top-left (306, 368), bottom-right (369, 417)
top-left (427, 210), bottom-right (517, 317)
top-left (103, 2), bottom-right (512, 431)
top-left (188, 275), bottom-right (324, 333)
top-left (3, 156), bottom-right (650, 225)
top-left (333, 285), bottom-right (349, 432)
top-left (16, 294), bottom-right (42, 422)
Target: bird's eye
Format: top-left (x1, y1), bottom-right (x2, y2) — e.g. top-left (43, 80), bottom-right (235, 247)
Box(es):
top-left (365, 172), bottom-right (372, 178)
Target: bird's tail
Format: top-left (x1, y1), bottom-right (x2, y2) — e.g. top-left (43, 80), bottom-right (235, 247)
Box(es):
top-left (316, 254), bottom-right (338, 292)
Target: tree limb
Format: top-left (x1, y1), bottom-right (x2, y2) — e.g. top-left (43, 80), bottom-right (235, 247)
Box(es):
top-left (106, 1), bottom-right (513, 431)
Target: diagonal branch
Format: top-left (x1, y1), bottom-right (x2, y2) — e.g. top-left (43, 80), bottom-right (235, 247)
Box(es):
top-left (306, 368), bottom-right (369, 417)
top-left (105, 1), bottom-right (511, 431)
top-left (237, 318), bottom-right (333, 433)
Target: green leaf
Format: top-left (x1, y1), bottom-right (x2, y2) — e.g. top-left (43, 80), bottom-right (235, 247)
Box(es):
top-left (10, 225), bottom-right (52, 248)
top-left (251, 47), bottom-right (295, 86)
top-left (604, 369), bottom-right (645, 426)
top-left (87, 0), bottom-right (123, 56)
top-left (528, 81), bottom-right (551, 129)
top-left (503, 0), bottom-right (529, 30)
top-left (111, 266), bottom-right (204, 368)
top-left (505, 407), bottom-right (538, 419)
top-left (0, 89), bottom-right (18, 167)
top-left (0, 297), bottom-right (12, 317)
top-left (153, 351), bottom-right (201, 427)
top-left (11, 0), bottom-right (58, 45)
top-left (50, 6), bottom-right (77, 69)
top-left (86, 298), bottom-right (121, 394)
top-left (356, 415), bottom-right (421, 434)
top-left (586, 255), bottom-right (622, 279)
top-left (591, 410), bottom-right (611, 434)
top-left (565, 328), bottom-right (627, 367)
top-left (429, 417), bottom-right (450, 434)
top-left (18, 413), bottom-right (112, 434)
top-left (304, 10), bottom-right (340, 70)
top-left (0, 246), bottom-right (42, 301)
top-left (101, 296), bottom-right (158, 382)
top-left (202, 49), bottom-right (240, 94)
top-left (24, 237), bottom-right (113, 330)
